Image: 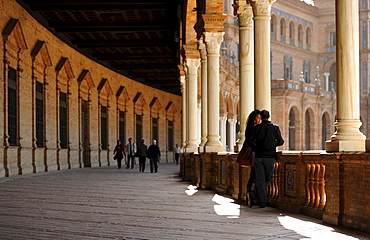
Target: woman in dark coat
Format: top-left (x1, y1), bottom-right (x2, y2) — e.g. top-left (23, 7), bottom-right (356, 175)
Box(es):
top-left (113, 140), bottom-right (125, 169)
top-left (241, 110), bottom-right (261, 207)
top-left (136, 138), bottom-right (148, 172)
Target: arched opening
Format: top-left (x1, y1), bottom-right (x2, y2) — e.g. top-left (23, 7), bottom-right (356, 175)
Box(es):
top-left (289, 108), bottom-right (296, 150)
top-left (271, 15), bottom-right (277, 40)
top-left (321, 112), bottom-right (330, 149)
top-left (298, 24), bottom-right (303, 47)
top-left (305, 109), bottom-right (314, 150)
top-left (280, 18), bottom-right (286, 43)
top-left (306, 27), bottom-right (311, 50)
top-left (329, 63), bottom-right (337, 92)
top-left (289, 21), bottom-right (295, 45)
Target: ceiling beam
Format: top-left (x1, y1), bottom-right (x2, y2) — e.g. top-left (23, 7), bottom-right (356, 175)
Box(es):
top-left (54, 25), bottom-right (172, 33)
top-left (73, 40), bottom-right (176, 48)
top-left (93, 53), bottom-right (176, 60)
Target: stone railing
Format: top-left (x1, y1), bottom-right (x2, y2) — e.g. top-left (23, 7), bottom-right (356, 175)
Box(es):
top-left (180, 151), bottom-right (370, 233)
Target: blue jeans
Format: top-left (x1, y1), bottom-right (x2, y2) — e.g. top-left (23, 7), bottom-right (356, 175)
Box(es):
top-left (254, 157), bottom-right (275, 205)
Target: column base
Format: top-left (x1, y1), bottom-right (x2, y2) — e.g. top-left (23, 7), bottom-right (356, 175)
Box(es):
top-left (326, 139), bottom-right (365, 152)
top-left (185, 146), bottom-right (199, 153)
top-left (204, 145), bottom-right (225, 153)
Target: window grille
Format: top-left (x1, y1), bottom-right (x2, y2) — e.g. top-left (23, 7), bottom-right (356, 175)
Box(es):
top-left (152, 118), bottom-right (158, 144)
top-left (168, 120), bottom-right (174, 151)
top-left (136, 115), bottom-right (142, 144)
top-left (101, 106), bottom-right (108, 150)
top-left (36, 81), bottom-right (44, 147)
top-left (119, 111), bottom-right (125, 143)
top-left (59, 92), bottom-right (68, 149)
top-left (8, 67), bottom-right (17, 146)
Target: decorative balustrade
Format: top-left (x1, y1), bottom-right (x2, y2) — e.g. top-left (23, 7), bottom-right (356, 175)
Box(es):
top-left (180, 151), bottom-right (370, 233)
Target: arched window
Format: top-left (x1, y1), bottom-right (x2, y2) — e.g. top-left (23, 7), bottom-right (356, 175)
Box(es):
top-left (271, 15), bottom-right (277, 40)
top-left (305, 110), bottom-right (312, 150)
top-left (306, 27), bottom-right (311, 50)
top-left (280, 18), bottom-right (286, 43)
top-left (289, 21), bottom-right (295, 46)
top-left (289, 108), bottom-right (296, 150)
top-left (298, 24), bottom-right (303, 48)
top-left (329, 63), bottom-right (337, 92)
top-left (321, 113), bottom-right (330, 149)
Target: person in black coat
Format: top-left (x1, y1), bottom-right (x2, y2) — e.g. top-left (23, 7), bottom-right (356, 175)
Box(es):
top-left (248, 110), bottom-right (284, 208)
top-left (136, 138), bottom-right (148, 172)
top-left (113, 140), bottom-right (125, 169)
top-left (147, 139), bottom-right (161, 173)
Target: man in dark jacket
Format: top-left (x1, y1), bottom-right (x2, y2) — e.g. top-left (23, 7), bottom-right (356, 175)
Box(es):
top-left (249, 110), bottom-right (284, 208)
top-left (147, 139), bottom-right (161, 173)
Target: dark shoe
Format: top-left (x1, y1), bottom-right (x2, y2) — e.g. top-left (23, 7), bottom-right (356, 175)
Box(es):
top-left (259, 204), bottom-right (266, 208)
top-left (125, 167), bottom-right (129, 169)
top-left (248, 191), bottom-right (259, 206)
top-left (247, 193), bottom-right (252, 208)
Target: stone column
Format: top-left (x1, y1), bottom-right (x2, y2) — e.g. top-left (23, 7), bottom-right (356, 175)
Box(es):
top-left (185, 58), bottom-right (200, 153)
top-left (233, 1), bottom-right (254, 150)
top-left (204, 32), bottom-right (225, 152)
top-left (228, 118), bottom-right (237, 152)
top-left (180, 75), bottom-right (187, 149)
top-left (324, 72), bottom-right (330, 91)
top-left (220, 115), bottom-right (227, 150)
top-left (248, 0), bottom-right (275, 111)
top-left (198, 40), bottom-right (208, 151)
top-left (326, 0), bottom-right (366, 152)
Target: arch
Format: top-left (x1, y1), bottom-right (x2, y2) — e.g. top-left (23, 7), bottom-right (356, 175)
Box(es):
top-left (298, 24), bottom-right (304, 45)
top-left (289, 21), bottom-right (295, 42)
top-left (271, 14), bottom-right (277, 41)
top-left (305, 108), bottom-right (315, 150)
top-left (289, 106), bottom-right (299, 150)
top-left (321, 112), bottom-right (331, 149)
top-left (329, 63), bottom-right (336, 92)
top-left (306, 27), bottom-right (311, 50)
top-left (280, 18), bottom-right (287, 43)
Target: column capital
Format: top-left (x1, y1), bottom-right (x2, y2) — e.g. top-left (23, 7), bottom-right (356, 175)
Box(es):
top-left (233, 1), bottom-right (253, 28)
top-left (247, 0), bottom-right (276, 16)
top-left (197, 39), bottom-right (207, 61)
top-left (203, 32), bottom-right (225, 55)
top-left (185, 58), bottom-right (200, 76)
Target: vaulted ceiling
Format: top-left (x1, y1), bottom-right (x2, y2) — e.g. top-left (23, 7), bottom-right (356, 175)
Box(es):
top-left (17, 0), bottom-right (182, 95)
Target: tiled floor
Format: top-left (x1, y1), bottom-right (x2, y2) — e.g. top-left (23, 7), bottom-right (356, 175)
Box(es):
top-left (0, 163), bottom-right (369, 240)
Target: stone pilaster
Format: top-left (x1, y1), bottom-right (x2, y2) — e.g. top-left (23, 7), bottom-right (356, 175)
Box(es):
top-left (220, 115), bottom-right (227, 150)
top-left (180, 75), bottom-right (187, 149)
top-left (184, 57), bottom-right (200, 153)
top-left (203, 31), bottom-right (225, 152)
top-left (247, 0), bottom-right (276, 111)
top-left (233, 1), bottom-right (254, 150)
top-left (326, 0), bottom-right (366, 152)
top-left (198, 40), bottom-right (208, 151)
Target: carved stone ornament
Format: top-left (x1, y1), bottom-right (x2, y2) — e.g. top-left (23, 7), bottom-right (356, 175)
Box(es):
top-left (185, 58), bottom-right (200, 75)
top-left (198, 40), bottom-right (207, 60)
top-left (247, 0), bottom-right (276, 15)
top-left (203, 32), bottom-right (225, 55)
top-left (233, 1), bottom-right (253, 27)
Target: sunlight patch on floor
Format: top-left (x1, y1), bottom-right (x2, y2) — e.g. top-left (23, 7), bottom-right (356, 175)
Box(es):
top-left (212, 194), bottom-right (240, 218)
top-left (185, 185), bottom-right (198, 196)
top-left (278, 215), bottom-right (359, 240)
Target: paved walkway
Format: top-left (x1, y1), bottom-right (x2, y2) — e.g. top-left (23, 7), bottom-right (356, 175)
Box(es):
top-left (0, 163), bottom-right (369, 240)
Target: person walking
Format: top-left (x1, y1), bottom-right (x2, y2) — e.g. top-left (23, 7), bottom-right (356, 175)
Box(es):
top-left (136, 138), bottom-right (148, 172)
top-left (240, 110), bottom-right (261, 207)
top-left (125, 138), bottom-right (137, 169)
top-left (174, 143), bottom-right (181, 165)
top-left (113, 140), bottom-right (125, 169)
top-left (147, 139), bottom-right (161, 173)
top-left (248, 110), bottom-right (284, 208)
